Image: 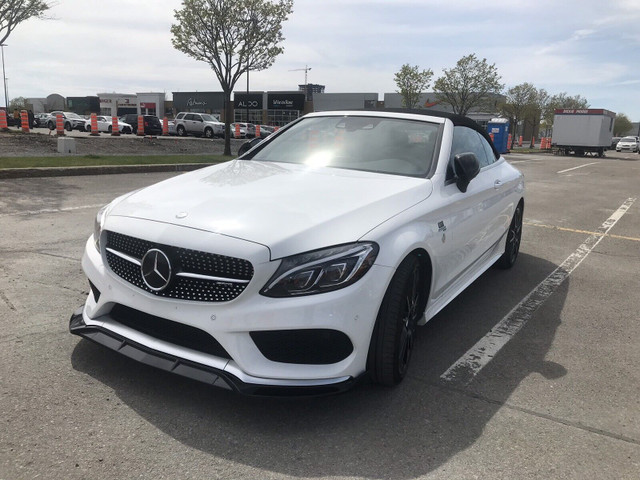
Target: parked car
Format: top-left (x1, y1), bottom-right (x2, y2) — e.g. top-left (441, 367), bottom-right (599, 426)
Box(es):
top-left (257, 125), bottom-right (274, 138)
top-left (173, 112), bottom-right (224, 138)
top-left (615, 136), bottom-right (640, 153)
top-left (70, 110), bottom-right (524, 395)
top-left (46, 111), bottom-right (87, 131)
top-left (85, 116), bottom-right (134, 134)
top-left (230, 122), bottom-right (257, 138)
top-left (33, 113), bottom-right (51, 128)
top-left (119, 114), bottom-right (163, 135)
top-left (610, 136), bottom-right (621, 149)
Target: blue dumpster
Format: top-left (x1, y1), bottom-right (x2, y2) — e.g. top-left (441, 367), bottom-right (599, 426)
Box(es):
top-left (487, 118), bottom-right (510, 154)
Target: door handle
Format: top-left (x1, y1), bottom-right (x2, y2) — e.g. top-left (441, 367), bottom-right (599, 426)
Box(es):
top-left (494, 180), bottom-right (503, 189)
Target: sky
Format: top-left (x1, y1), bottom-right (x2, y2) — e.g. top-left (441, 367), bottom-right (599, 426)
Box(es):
top-left (4, 0), bottom-right (640, 120)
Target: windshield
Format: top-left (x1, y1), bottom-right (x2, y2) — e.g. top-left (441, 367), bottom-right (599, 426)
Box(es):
top-left (250, 116), bottom-right (440, 177)
top-left (621, 137), bottom-right (636, 142)
top-left (66, 113), bottom-right (81, 119)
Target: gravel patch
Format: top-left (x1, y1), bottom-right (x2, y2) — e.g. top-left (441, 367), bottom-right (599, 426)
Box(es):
top-left (0, 130), bottom-right (246, 157)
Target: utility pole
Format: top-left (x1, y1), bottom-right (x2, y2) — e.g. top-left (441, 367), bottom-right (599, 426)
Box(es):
top-left (1, 44), bottom-right (8, 111)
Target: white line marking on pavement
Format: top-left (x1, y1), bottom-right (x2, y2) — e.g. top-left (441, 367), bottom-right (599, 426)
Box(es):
top-left (0, 204), bottom-right (104, 219)
top-left (557, 162), bottom-right (599, 174)
top-left (440, 197), bottom-right (637, 386)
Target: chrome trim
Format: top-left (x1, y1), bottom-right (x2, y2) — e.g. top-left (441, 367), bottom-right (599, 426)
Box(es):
top-left (106, 247), bottom-right (141, 266)
top-left (176, 271), bottom-right (250, 284)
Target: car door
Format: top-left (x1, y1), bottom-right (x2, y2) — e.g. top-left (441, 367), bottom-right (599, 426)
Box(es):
top-left (429, 126), bottom-right (506, 301)
top-left (184, 113), bottom-right (196, 134)
top-left (191, 114), bottom-right (204, 135)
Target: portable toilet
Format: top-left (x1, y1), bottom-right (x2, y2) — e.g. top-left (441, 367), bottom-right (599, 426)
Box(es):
top-left (487, 118), bottom-right (510, 154)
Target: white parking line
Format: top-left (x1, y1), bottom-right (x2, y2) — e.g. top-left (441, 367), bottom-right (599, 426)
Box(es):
top-left (440, 197), bottom-right (637, 386)
top-left (557, 162), bottom-right (599, 174)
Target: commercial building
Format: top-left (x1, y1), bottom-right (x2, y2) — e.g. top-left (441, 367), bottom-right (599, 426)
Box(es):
top-left (233, 91), bottom-right (307, 126)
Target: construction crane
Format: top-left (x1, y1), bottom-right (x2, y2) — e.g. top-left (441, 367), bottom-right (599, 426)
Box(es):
top-left (289, 65), bottom-right (312, 100)
top-left (289, 65), bottom-right (312, 86)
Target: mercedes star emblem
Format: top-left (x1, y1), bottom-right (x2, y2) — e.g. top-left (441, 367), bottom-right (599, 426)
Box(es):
top-left (141, 249), bottom-right (172, 291)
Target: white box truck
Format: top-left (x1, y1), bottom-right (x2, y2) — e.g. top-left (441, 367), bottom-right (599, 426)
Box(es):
top-left (552, 109), bottom-right (615, 157)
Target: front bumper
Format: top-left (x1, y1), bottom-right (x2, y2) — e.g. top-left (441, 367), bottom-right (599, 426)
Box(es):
top-left (74, 218), bottom-right (392, 395)
top-left (70, 308), bottom-right (358, 396)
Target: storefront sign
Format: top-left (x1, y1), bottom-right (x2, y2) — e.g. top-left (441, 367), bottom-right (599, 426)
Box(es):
top-left (235, 93), bottom-right (263, 110)
top-left (267, 93), bottom-right (305, 111)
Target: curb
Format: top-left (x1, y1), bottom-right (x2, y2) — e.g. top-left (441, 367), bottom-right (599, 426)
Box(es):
top-left (0, 163), bottom-right (215, 179)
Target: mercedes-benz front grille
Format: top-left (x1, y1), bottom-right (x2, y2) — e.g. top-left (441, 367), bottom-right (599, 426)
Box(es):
top-left (105, 230), bottom-right (254, 302)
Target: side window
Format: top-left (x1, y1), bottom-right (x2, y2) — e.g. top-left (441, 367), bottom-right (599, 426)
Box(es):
top-left (447, 126), bottom-right (490, 180)
top-left (477, 132), bottom-right (497, 167)
top-left (184, 114), bottom-right (195, 121)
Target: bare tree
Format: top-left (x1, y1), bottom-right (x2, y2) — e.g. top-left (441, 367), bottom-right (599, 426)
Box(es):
top-left (433, 54), bottom-right (503, 116)
top-left (394, 64), bottom-right (433, 109)
top-left (171, 0), bottom-right (294, 156)
top-left (0, 0), bottom-right (51, 45)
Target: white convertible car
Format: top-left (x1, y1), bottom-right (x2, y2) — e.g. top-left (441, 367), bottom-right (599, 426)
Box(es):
top-left (70, 110), bottom-right (524, 395)
top-left (85, 116), bottom-right (133, 134)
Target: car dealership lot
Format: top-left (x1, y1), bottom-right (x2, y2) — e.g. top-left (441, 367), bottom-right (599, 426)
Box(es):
top-left (1, 153), bottom-right (639, 479)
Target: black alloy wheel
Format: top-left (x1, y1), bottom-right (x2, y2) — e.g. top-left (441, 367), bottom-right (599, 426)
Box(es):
top-left (368, 255), bottom-right (423, 386)
top-left (496, 203), bottom-right (523, 269)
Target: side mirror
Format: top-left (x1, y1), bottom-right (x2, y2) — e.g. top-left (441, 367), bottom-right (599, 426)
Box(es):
top-left (453, 152), bottom-right (480, 193)
top-left (238, 137), bottom-right (263, 156)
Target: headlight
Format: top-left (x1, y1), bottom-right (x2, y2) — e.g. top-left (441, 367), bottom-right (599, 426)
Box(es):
top-left (93, 205), bottom-right (109, 251)
top-left (260, 242), bottom-right (379, 298)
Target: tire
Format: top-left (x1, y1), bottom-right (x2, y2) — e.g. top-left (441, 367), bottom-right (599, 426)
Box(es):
top-left (177, 125), bottom-right (186, 137)
top-left (48, 121), bottom-right (55, 130)
top-left (123, 126), bottom-right (131, 134)
top-left (204, 127), bottom-right (213, 138)
top-left (368, 255), bottom-right (423, 386)
top-left (65, 122), bottom-right (72, 132)
top-left (496, 203), bottom-right (523, 269)
top-left (107, 125), bottom-right (112, 133)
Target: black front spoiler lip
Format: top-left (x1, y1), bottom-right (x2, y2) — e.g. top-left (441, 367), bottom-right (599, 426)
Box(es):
top-left (69, 308), bottom-right (358, 397)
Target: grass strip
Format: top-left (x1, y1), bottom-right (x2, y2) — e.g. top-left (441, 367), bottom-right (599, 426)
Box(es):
top-left (0, 154), bottom-right (233, 169)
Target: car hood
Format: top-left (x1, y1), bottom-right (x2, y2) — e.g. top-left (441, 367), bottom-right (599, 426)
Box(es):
top-left (108, 160), bottom-right (432, 259)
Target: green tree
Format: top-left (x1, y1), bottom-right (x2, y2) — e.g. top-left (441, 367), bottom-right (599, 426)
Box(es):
top-left (8, 96), bottom-right (28, 111)
top-left (0, 0), bottom-right (50, 45)
top-left (613, 113), bottom-right (632, 136)
top-left (499, 82), bottom-right (537, 138)
top-left (394, 64), bottom-right (433, 109)
top-left (171, 0), bottom-right (294, 155)
top-left (433, 54), bottom-right (503, 116)
top-left (542, 92), bottom-right (589, 127)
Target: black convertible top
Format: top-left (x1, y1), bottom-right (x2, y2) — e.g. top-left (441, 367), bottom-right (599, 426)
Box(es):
top-left (380, 108), bottom-right (500, 159)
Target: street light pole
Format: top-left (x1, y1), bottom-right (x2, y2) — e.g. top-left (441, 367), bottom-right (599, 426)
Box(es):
top-left (246, 65), bottom-right (249, 124)
top-left (1, 44), bottom-right (8, 111)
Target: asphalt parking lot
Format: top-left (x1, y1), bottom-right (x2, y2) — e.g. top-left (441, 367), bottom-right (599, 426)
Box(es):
top-left (1, 152), bottom-right (639, 479)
